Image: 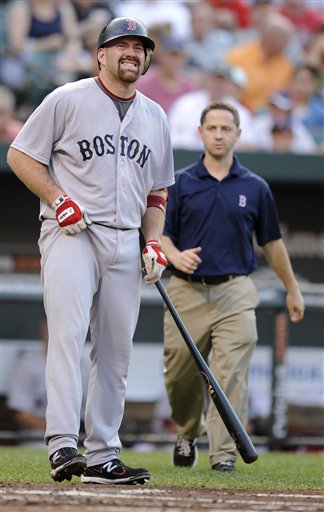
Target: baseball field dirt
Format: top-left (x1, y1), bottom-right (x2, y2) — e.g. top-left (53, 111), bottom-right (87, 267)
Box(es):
top-left (1, 483), bottom-right (323, 512)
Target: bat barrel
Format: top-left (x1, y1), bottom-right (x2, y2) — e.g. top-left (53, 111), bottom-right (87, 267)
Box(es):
top-left (210, 385), bottom-right (258, 463)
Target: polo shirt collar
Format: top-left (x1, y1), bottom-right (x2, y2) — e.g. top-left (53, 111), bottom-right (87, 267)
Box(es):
top-left (197, 153), bottom-right (244, 178)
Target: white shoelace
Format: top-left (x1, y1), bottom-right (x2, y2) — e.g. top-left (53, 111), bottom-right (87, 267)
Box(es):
top-left (218, 461), bottom-right (233, 467)
top-left (176, 437), bottom-right (192, 457)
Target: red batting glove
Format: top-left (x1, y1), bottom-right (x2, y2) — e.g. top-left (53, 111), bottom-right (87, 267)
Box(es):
top-left (142, 239), bottom-right (168, 284)
top-left (52, 194), bottom-right (92, 235)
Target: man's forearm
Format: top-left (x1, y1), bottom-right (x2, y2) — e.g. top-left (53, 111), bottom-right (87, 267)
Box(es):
top-left (263, 239), bottom-right (304, 322)
top-left (262, 239), bottom-right (299, 291)
top-left (141, 205), bottom-right (165, 242)
top-left (161, 235), bottom-right (180, 263)
top-left (141, 190), bottom-right (167, 242)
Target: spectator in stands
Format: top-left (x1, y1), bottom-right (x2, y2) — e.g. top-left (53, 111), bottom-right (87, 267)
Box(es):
top-left (137, 37), bottom-right (198, 116)
top-left (115, 0), bottom-right (192, 42)
top-left (184, 1), bottom-right (239, 72)
top-left (7, 319), bottom-right (90, 441)
top-left (304, 26), bottom-right (324, 89)
top-left (249, 91), bottom-right (316, 154)
top-left (0, 85), bottom-right (23, 143)
top-left (70, 0), bottom-right (114, 50)
top-left (168, 64), bottom-right (255, 151)
top-left (270, 119), bottom-right (295, 153)
top-left (68, 1), bottom-right (114, 80)
top-left (146, 22), bottom-right (173, 68)
top-left (168, 65), bottom-right (229, 150)
top-left (221, 66), bottom-right (255, 151)
top-left (279, 0), bottom-right (323, 50)
top-left (2, 0), bottom-right (85, 112)
top-left (239, 1), bottom-right (304, 67)
top-left (289, 64), bottom-right (324, 150)
top-left (206, 0), bottom-right (251, 29)
top-left (236, 1), bottom-right (277, 44)
top-left (226, 12), bottom-right (295, 112)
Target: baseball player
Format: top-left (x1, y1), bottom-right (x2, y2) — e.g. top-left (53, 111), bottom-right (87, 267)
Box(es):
top-left (7, 17), bottom-right (174, 485)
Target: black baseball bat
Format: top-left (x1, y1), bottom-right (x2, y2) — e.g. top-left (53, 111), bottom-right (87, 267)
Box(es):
top-left (155, 279), bottom-right (258, 464)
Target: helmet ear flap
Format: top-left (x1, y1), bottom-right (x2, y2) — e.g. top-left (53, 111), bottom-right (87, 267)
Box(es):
top-left (143, 47), bottom-right (153, 75)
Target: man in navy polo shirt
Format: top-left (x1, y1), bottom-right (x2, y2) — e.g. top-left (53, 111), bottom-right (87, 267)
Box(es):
top-left (161, 100), bottom-right (304, 472)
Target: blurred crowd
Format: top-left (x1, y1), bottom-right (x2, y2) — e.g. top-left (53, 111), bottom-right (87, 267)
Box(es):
top-left (0, 0), bottom-right (323, 154)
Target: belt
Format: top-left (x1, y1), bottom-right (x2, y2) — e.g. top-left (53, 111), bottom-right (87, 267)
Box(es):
top-left (173, 270), bottom-right (240, 285)
top-left (92, 221), bottom-right (132, 231)
top-left (41, 219), bottom-right (132, 231)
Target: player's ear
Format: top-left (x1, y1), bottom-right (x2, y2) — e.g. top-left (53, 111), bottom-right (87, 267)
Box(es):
top-left (97, 47), bottom-right (105, 69)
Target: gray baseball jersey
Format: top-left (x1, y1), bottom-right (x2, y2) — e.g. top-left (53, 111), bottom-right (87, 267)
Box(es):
top-left (11, 77), bottom-right (175, 227)
top-left (10, 78), bottom-right (174, 464)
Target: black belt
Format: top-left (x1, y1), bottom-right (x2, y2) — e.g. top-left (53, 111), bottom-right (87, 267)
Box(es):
top-left (41, 219), bottom-right (132, 231)
top-left (173, 270), bottom-right (240, 285)
top-left (92, 221), bottom-right (133, 231)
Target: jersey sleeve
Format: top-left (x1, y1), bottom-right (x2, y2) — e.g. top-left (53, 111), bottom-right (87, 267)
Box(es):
top-left (255, 181), bottom-right (282, 247)
top-left (10, 89), bottom-right (66, 166)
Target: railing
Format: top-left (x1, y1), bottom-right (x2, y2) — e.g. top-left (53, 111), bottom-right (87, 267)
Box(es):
top-left (1, 273), bottom-right (323, 449)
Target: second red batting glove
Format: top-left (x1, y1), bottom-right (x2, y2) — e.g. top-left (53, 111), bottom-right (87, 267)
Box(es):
top-left (142, 239), bottom-right (168, 284)
top-left (52, 194), bottom-right (92, 235)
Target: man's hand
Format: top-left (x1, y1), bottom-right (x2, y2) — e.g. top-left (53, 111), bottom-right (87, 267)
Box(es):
top-left (286, 287), bottom-right (305, 323)
top-left (142, 239), bottom-right (168, 284)
top-left (52, 194), bottom-right (92, 235)
top-left (171, 247), bottom-right (202, 274)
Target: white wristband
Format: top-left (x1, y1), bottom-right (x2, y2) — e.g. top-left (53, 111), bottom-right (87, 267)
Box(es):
top-left (51, 194), bottom-right (68, 211)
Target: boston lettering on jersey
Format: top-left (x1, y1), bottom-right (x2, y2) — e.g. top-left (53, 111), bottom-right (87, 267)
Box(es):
top-left (77, 134), bottom-right (152, 168)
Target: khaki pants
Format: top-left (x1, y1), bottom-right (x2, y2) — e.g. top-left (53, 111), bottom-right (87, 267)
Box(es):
top-left (163, 275), bottom-right (259, 466)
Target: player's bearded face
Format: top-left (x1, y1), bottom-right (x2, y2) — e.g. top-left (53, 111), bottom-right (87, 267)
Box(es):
top-left (106, 38), bottom-right (145, 82)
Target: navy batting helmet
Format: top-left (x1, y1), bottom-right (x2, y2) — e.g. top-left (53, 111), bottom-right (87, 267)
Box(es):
top-left (97, 17), bottom-right (155, 74)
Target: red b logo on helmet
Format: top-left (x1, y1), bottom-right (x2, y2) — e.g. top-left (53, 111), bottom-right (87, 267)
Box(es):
top-left (127, 20), bottom-right (137, 31)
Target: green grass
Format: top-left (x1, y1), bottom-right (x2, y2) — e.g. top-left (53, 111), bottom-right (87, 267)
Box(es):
top-left (0, 446), bottom-right (323, 491)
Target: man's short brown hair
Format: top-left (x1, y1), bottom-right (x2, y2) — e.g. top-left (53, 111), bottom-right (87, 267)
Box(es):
top-left (200, 101), bottom-right (241, 128)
